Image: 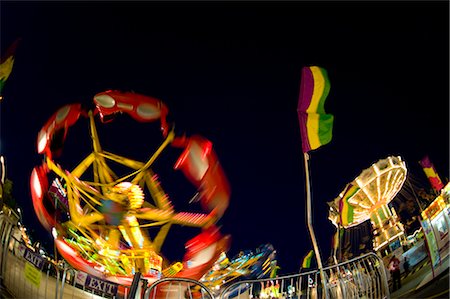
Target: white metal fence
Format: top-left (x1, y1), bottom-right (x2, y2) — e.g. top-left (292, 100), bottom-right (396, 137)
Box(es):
top-left (219, 253), bottom-right (390, 299)
top-left (1, 238), bottom-right (389, 299)
top-left (1, 209), bottom-right (389, 299)
top-left (143, 278), bottom-right (215, 299)
top-left (1, 233), bottom-right (132, 298)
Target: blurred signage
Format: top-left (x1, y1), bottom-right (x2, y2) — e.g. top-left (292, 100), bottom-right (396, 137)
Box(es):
top-left (48, 178), bottom-right (69, 209)
top-left (24, 262), bottom-right (42, 287)
top-left (420, 218), bottom-right (441, 268)
top-left (23, 247), bottom-right (45, 270)
top-left (75, 271), bottom-right (118, 296)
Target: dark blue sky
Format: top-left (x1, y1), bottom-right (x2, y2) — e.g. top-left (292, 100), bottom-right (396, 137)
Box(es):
top-left (1, 1), bottom-right (449, 274)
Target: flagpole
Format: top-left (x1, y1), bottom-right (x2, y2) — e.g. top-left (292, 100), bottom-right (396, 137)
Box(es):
top-left (338, 224), bottom-right (342, 263)
top-left (303, 152), bottom-right (326, 296)
top-left (332, 227), bottom-right (338, 265)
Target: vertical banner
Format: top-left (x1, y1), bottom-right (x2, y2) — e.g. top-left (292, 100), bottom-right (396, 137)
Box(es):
top-left (297, 66), bottom-right (334, 153)
top-left (420, 218), bottom-right (440, 269)
top-left (419, 155), bottom-right (444, 192)
top-left (0, 38), bottom-right (21, 95)
top-left (339, 183), bottom-right (359, 226)
top-left (301, 250), bottom-right (314, 269)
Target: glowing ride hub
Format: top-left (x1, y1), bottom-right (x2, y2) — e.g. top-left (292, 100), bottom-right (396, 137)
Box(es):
top-left (30, 90), bottom-right (231, 286)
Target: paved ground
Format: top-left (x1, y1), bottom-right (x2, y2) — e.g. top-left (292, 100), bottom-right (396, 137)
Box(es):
top-left (391, 250), bottom-right (449, 299)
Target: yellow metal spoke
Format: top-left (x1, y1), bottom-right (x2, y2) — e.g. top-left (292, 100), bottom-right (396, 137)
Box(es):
top-left (153, 223), bottom-right (172, 253)
top-left (132, 129), bottom-right (175, 184)
top-left (71, 153), bottom-right (96, 178)
top-left (100, 151), bottom-right (145, 170)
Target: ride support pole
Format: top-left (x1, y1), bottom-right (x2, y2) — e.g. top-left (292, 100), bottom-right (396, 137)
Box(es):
top-left (129, 272), bottom-right (142, 299)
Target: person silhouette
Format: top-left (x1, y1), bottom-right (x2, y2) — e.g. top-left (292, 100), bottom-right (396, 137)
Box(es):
top-left (388, 255), bottom-right (401, 291)
top-left (403, 256), bottom-right (410, 276)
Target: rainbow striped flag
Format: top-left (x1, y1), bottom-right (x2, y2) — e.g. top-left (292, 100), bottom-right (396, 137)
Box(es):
top-left (0, 38), bottom-right (21, 95)
top-left (419, 155), bottom-right (444, 192)
top-left (339, 183), bottom-right (359, 226)
top-left (301, 250), bottom-right (314, 268)
top-left (297, 66), bottom-right (334, 153)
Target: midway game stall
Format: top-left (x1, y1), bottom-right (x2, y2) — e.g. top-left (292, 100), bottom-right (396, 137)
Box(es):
top-left (419, 182), bottom-right (450, 269)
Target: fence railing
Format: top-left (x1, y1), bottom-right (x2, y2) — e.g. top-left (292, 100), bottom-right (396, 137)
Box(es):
top-left (2, 234), bottom-right (132, 298)
top-left (1, 213), bottom-right (389, 299)
top-left (1, 235), bottom-right (389, 299)
top-left (144, 278), bottom-right (215, 299)
top-left (219, 252), bottom-right (390, 299)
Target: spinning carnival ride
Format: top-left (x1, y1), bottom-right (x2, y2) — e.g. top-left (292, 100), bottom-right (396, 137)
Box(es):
top-left (200, 244), bottom-right (278, 293)
top-left (328, 156), bottom-right (408, 252)
top-left (30, 90), bottom-right (231, 285)
top-left (180, 243), bottom-right (278, 298)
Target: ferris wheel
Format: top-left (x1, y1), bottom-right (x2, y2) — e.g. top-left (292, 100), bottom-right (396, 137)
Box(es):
top-left (30, 90), bottom-right (231, 285)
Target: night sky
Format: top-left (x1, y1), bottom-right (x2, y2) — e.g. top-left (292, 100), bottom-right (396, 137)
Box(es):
top-left (1, 1), bottom-right (449, 275)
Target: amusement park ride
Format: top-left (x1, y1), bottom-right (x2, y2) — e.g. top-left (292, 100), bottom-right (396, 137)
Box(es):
top-left (29, 90), bottom-right (277, 289)
top-left (328, 156), bottom-right (408, 255)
